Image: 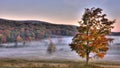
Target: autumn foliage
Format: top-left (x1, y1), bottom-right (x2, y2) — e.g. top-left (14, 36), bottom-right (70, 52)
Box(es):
top-left (0, 19), bottom-right (76, 45)
top-left (69, 8), bottom-right (115, 65)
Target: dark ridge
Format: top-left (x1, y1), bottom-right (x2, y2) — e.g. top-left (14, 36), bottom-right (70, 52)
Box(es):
top-left (110, 32), bottom-right (120, 36)
top-left (0, 18), bottom-right (77, 41)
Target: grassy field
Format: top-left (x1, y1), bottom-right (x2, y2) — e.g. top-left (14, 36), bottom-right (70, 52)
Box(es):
top-left (0, 58), bottom-right (119, 68)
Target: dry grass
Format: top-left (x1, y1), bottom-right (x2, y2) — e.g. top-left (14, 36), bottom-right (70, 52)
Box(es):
top-left (0, 58), bottom-right (119, 68)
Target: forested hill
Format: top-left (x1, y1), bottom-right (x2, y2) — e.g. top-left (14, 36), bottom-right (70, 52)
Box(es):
top-left (0, 18), bottom-right (77, 43)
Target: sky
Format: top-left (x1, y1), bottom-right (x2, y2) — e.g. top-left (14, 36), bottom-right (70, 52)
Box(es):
top-left (0, 0), bottom-right (120, 32)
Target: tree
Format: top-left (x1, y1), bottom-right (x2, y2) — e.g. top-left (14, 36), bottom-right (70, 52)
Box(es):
top-left (47, 42), bottom-right (56, 54)
top-left (11, 29), bottom-right (19, 47)
top-left (20, 28), bottom-right (26, 46)
top-left (69, 8), bottom-right (115, 65)
top-left (47, 36), bottom-right (56, 54)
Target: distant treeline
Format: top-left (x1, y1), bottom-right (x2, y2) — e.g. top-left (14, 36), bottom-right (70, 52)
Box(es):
top-left (110, 32), bottom-right (120, 36)
top-left (0, 18), bottom-right (77, 43)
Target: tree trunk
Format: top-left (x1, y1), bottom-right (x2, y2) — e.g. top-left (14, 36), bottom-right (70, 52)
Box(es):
top-left (14, 39), bottom-right (18, 47)
top-left (15, 41), bottom-right (18, 47)
top-left (23, 40), bottom-right (26, 46)
top-left (86, 52), bottom-right (89, 65)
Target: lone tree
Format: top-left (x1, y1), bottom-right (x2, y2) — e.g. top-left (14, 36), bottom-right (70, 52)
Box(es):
top-left (69, 8), bottom-right (115, 65)
top-left (47, 42), bottom-right (56, 54)
top-left (47, 36), bottom-right (56, 54)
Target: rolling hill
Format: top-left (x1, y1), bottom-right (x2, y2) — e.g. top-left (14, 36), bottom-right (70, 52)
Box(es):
top-left (0, 18), bottom-right (77, 43)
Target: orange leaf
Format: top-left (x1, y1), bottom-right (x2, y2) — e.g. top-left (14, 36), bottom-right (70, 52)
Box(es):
top-left (96, 53), bottom-right (106, 58)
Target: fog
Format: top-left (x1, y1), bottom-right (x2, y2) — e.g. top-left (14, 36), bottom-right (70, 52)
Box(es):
top-left (0, 36), bottom-right (120, 61)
